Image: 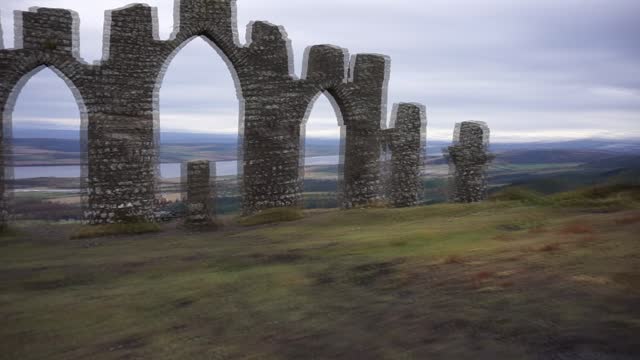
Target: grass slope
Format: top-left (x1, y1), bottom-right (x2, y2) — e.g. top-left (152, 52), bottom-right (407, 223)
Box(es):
top-left (1, 186), bottom-right (639, 359)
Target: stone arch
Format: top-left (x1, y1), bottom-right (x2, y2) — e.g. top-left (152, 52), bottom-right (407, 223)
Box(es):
top-left (299, 90), bottom-right (346, 208)
top-left (153, 35), bottom-right (243, 217)
top-left (153, 35), bottom-right (244, 177)
top-left (2, 63), bottom-right (88, 133)
top-left (0, 0), bottom-right (427, 226)
top-left (0, 63), bottom-right (89, 221)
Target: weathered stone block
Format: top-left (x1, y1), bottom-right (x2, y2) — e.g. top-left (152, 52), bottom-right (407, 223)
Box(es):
top-left (387, 103), bottom-right (426, 207)
top-left (303, 45), bottom-right (347, 87)
top-left (178, 0), bottom-right (233, 28)
top-left (445, 121), bottom-right (493, 203)
top-left (18, 8), bottom-right (77, 56)
top-left (183, 160), bottom-right (216, 227)
top-left (351, 54), bottom-right (388, 85)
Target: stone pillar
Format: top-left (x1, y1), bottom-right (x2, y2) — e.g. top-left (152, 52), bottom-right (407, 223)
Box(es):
top-left (239, 22), bottom-right (307, 214)
top-left (387, 103), bottom-right (426, 207)
top-left (183, 160), bottom-right (216, 227)
top-left (0, 84), bottom-right (8, 230)
top-left (0, 112), bottom-right (7, 231)
top-left (333, 54), bottom-right (390, 208)
top-left (445, 121), bottom-right (493, 203)
top-left (84, 4), bottom-right (161, 224)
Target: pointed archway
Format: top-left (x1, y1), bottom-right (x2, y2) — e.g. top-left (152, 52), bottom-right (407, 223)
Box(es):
top-left (3, 66), bottom-right (87, 221)
top-left (300, 92), bottom-right (344, 209)
top-left (155, 36), bottom-right (242, 217)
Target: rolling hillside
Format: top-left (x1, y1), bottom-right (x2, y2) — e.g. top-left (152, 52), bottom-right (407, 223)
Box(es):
top-left (1, 185), bottom-right (639, 359)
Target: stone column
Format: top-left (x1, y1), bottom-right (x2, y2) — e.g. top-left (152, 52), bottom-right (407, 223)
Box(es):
top-left (0, 113), bottom-right (7, 231)
top-left (387, 103), bottom-right (426, 207)
top-left (239, 22), bottom-right (308, 214)
top-left (183, 160), bottom-right (216, 227)
top-left (83, 4), bottom-right (162, 224)
top-left (445, 121), bottom-right (493, 203)
top-left (332, 54), bottom-right (390, 208)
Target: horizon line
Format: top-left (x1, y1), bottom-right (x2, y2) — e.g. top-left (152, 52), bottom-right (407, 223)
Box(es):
top-left (11, 127), bottom-right (640, 144)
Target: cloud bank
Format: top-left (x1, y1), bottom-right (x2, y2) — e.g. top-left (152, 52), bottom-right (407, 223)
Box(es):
top-left (2, 0), bottom-right (639, 141)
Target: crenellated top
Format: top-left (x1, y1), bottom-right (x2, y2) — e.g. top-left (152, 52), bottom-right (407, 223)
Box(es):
top-left (382, 103), bottom-right (427, 147)
top-left (0, 0), bottom-right (419, 133)
top-left (243, 21), bottom-right (291, 78)
top-left (446, 121), bottom-right (493, 165)
top-left (177, 0), bottom-right (234, 30)
top-left (350, 54), bottom-right (389, 85)
top-left (303, 45), bottom-right (347, 88)
top-left (17, 7), bottom-right (79, 57)
top-left (108, 4), bottom-right (157, 44)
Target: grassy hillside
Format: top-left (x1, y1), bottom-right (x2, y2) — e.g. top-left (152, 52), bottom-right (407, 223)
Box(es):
top-left (1, 185), bottom-right (639, 359)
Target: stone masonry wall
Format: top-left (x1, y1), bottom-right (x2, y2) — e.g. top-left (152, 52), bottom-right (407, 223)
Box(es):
top-left (183, 160), bottom-right (216, 226)
top-left (444, 121), bottom-right (493, 203)
top-left (383, 103), bottom-right (427, 207)
top-left (0, 0), bottom-right (426, 226)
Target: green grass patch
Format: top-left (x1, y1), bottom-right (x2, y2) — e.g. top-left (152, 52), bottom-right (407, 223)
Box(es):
top-left (490, 186), bottom-right (547, 204)
top-left (549, 183), bottom-right (640, 208)
top-left (237, 207), bottom-right (304, 226)
top-left (0, 225), bottom-right (20, 239)
top-left (492, 183), bottom-right (640, 209)
top-left (70, 222), bottom-right (162, 239)
top-left (2, 186), bottom-right (640, 359)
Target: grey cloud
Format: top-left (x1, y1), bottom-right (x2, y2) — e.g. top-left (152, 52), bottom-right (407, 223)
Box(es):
top-left (2, 0), bottom-right (639, 140)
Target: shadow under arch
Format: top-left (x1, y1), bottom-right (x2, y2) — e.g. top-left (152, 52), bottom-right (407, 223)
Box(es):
top-left (1, 64), bottom-right (88, 220)
top-left (152, 33), bottom-right (244, 210)
top-left (299, 90), bottom-right (346, 208)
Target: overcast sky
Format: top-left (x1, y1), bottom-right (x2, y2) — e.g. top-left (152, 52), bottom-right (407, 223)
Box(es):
top-left (2, 0), bottom-right (639, 142)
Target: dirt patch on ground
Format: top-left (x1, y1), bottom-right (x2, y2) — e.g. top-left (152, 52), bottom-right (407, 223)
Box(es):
top-left (349, 259), bottom-right (405, 286)
top-left (249, 251), bottom-right (306, 265)
top-left (105, 336), bottom-right (147, 353)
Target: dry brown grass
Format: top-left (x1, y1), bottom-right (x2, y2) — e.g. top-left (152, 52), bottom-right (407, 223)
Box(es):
top-left (537, 243), bottom-right (561, 252)
top-left (493, 233), bottom-right (513, 242)
top-left (70, 222), bottom-right (161, 239)
top-left (559, 223), bottom-right (594, 235)
top-left (580, 235), bottom-right (598, 242)
top-left (237, 208), bottom-right (304, 226)
top-left (474, 271), bottom-right (493, 280)
top-left (571, 275), bottom-right (612, 285)
top-left (615, 214), bottom-right (640, 225)
top-left (389, 239), bottom-right (408, 247)
top-left (443, 255), bottom-right (464, 264)
top-left (499, 281), bottom-right (515, 288)
top-left (528, 226), bottom-right (547, 234)
top-left (3, 198), bottom-right (640, 359)
top-left (366, 200), bottom-right (391, 209)
top-left (471, 271), bottom-right (494, 288)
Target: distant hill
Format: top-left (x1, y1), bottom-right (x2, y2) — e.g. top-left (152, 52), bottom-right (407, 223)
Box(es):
top-left (491, 167), bottom-right (640, 195)
top-left (8, 128), bottom-right (640, 165)
top-left (11, 129), bottom-right (81, 140)
top-left (581, 154), bottom-right (640, 170)
top-left (11, 138), bottom-right (80, 153)
top-left (12, 128), bottom-right (640, 149)
top-left (489, 139), bottom-right (640, 153)
top-left (426, 149), bottom-right (636, 166)
top-left (495, 149), bottom-right (616, 164)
